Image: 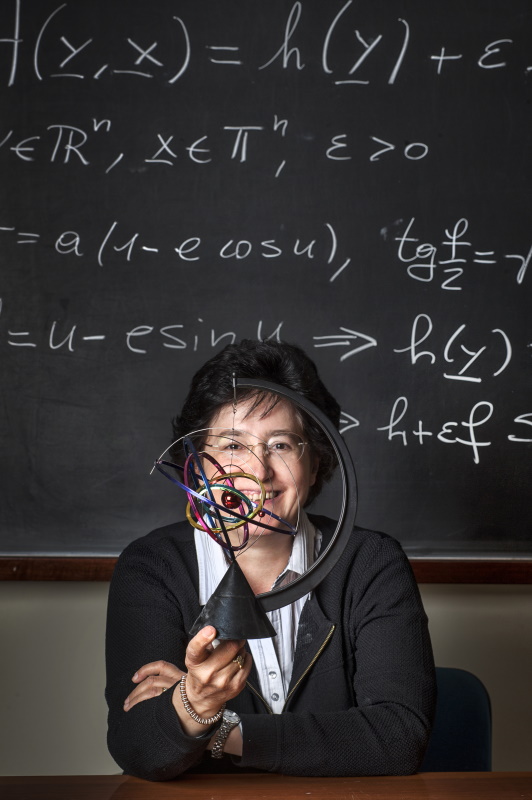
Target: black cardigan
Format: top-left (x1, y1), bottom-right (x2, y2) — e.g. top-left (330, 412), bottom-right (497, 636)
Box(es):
top-left (105, 516), bottom-right (436, 780)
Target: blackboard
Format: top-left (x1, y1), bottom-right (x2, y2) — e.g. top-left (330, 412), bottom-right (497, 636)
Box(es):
top-left (0, 0), bottom-right (530, 560)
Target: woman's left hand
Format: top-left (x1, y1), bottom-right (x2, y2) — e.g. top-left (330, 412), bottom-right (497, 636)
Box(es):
top-left (123, 660), bottom-right (183, 711)
top-left (123, 655), bottom-right (244, 757)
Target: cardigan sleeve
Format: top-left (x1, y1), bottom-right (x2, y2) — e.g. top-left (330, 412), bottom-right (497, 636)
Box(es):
top-left (105, 538), bottom-right (213, 780)
top-left (236, 535), bottom-right (436, 776)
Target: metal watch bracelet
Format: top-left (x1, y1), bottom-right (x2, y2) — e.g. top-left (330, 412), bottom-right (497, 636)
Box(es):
top-left (211, 709), bottom-right (241, 758)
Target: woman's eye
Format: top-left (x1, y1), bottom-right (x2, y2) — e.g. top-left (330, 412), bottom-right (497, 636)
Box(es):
top-left (271, 440), bottom-right (291, 452)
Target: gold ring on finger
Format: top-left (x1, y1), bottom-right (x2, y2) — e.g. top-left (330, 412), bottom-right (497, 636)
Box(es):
top-left (232, 654), bottom-right (245, 670)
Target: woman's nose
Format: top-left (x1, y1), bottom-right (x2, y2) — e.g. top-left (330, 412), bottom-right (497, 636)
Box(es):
top-left (247, 448), bottom-right (273, 481)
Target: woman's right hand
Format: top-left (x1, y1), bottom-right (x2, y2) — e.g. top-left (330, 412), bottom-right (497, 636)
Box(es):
top-left (174, 625), bottom-right (252, 736)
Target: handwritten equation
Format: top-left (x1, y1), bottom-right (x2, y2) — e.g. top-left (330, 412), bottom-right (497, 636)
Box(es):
top-left (0, 298), bottom-right (529, 464)
top-left (0, 117), bottom-right (431, 178)
top-left (1, 1), bottom-right (530, 88)
top-left (0, 294), bottom-right (523, 386)
top-left (0, 218), bottom-right (352, 282)
top-left (0, 303), bottom-right (284, 354)
top-left (376, 397), bottom-right (532, 464)
top-left (1, 0), bottom-right (530, 552)
top-left (391, 217), bottom-right (530, 288)
top-left (2, 214), bottom-right (529, 293)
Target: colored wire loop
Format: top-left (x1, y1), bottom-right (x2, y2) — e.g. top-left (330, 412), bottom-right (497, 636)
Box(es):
top-left (153, 435), bottom-right (297, 555)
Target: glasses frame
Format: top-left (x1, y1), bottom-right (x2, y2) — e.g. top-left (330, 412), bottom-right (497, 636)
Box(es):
top-left (204, 432), bottom-right (307, 467)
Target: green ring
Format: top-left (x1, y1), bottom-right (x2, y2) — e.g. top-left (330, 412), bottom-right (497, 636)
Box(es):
top-left (197, 483), bottom-right (253, 524)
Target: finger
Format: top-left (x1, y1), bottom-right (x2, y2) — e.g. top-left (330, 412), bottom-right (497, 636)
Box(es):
top-left (202, 638), bottom-right (246, 669)
top-left (124, 677), bottom-right (176, 711)
top-left (184, 648), bottom-right (253, 714)
top-left (230, 648), bottom-right (252, 678)
top-left (186, 639), bottom-right (245, 685)
top-left (206, 648), bottom-right (252, 689)
top-left (126, 675), bottom-right (171, 705)
top-left (186, 638), bottom-right (247, 687)
top-left (132, 660), bottom-right (181, 683)
top-left (205, 650), bottom-right (252, 694)
top-left (185, 625), bottom-right (219, 668)
top-left (230, 648), bottom-right (247, 674)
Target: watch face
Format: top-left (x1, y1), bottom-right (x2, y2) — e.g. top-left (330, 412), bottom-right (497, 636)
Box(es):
top-left (224, 710), bottom-right (240, 724)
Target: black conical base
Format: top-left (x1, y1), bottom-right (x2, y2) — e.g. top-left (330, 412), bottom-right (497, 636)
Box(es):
top-left (190, 559), bottom-right (276, 640)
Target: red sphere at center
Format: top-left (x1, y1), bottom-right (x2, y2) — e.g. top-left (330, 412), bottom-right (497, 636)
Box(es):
top-left (222, 490), bottom-right (240, 510)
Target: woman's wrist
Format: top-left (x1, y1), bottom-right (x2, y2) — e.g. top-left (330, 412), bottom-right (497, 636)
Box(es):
top-left (171, 677), bottom-right (223, 736)
top-left (179, 674), bottom-right (225, 724)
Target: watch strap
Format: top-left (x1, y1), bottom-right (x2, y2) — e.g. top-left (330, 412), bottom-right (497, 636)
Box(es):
top-left (211, 712), bottom-right (240, 758)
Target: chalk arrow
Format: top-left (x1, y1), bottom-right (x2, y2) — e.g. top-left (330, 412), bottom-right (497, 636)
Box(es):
top-left (313, 327), bottom-right (378, 361)
top-left (339, 411), bottom-right (360, 434)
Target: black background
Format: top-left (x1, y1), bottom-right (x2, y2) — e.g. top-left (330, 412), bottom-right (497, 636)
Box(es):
top-left (0, 0), bottom-right (530, 556)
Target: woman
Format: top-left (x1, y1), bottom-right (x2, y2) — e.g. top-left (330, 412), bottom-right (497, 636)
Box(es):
top-left (105, 340), bottom-right (435, 779)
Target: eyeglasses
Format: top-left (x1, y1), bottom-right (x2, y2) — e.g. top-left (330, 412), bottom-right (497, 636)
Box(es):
top-left (205, 432), bottom-right (306, 467)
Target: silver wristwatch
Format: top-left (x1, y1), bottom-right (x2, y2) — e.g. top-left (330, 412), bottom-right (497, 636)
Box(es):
top-left (211, 709), bottom-right (241, 758)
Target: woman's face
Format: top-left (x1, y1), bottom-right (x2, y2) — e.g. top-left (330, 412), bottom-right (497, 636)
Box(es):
top-left (202, 397), bottom-right (319, 542)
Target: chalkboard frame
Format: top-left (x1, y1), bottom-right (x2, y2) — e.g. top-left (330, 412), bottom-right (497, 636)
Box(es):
top-left (1, 556), bottom-right (532, 583)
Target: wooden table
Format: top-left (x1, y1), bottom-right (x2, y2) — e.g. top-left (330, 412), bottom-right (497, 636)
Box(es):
top-left (1, 773), bottom-right (531, 799)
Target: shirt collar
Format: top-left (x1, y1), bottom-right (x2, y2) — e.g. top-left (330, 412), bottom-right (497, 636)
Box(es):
top-left (195, 510), bottom-right (318, 605)
top-left (271, 512), bottom-right (317, 589)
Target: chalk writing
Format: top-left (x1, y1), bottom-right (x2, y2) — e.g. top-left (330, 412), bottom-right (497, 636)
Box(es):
top-left (339, 411), bottom-right (360, 434)
top-left (376, 396), bottom-right (530, 464)
top-left (0, 303), bottom-right (284, 353)
top-left (393, 314), bottom-right (513, 382)
top-left (394, 218), bottom-right (530, 288)
top-left (313, 328), bottom-right (378, 360)
top-left (1, 294), bottom-right (529, 466)
top-left (1, 1), bottom-right (529, 86)
top-left (0, 117), bottom-right (433, 174)
top-left (0, 218), bottom-right (352, 282)
top-left (1, 0), bottom-right (530, 555)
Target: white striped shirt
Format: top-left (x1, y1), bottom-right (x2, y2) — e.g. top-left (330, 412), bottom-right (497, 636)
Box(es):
top-left (194, 512), bottom-right (321, 713)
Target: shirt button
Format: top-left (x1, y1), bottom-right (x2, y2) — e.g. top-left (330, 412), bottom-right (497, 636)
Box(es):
top-left (268, 671), bottom-right (277, 679)
top-left (271, 693), bottom-right (279, 702)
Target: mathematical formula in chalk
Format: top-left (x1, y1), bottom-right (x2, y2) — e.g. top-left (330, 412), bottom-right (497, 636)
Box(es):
top-left (393, 218), bottom-right (531, 288)
top-left (2, 215), bottom-right (528, 290)
top-left (1, 299), bottom-right (529, 464)
top-left (377, 397), bottom-right (532, 464)
top-left (1, 1), bottom-right (530, 88)
top-left (0, 116), bottom-right (430, 177)
top-left (0, 219), bottom-right (352, 282)
top-left (0, 297), bottom-right (526, 389)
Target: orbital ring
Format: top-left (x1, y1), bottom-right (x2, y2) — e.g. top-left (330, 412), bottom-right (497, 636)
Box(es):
top-left (188, 481), bottom-right (258, 527)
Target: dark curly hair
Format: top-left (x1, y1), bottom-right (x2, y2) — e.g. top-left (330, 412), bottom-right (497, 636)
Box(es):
top-left (171, 340), bottom-right (341, 505)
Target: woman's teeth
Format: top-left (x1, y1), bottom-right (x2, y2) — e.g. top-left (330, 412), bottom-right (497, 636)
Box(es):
top-left (247, 491), bottom-right (276, 502)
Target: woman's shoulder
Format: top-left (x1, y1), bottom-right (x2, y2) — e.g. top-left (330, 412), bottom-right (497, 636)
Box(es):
top-left (309, 513), bottom-right (406, 556)
top-left (309, 513), bottom-right (413, 587)
top-left (309, 515), bottom-right (420, 613)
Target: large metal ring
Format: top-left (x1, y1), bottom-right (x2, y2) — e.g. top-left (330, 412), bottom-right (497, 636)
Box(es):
top-left (237, 378), bottom-right (358, 613)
